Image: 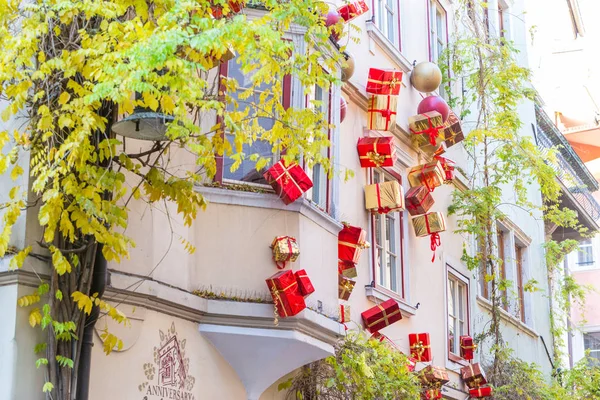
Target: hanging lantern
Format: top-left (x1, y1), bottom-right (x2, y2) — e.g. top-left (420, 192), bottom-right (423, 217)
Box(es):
top-left (341, 52), bottom-right (355, 82)
top-left (324, 9), bottom-right (342, 41)
top-left (417, 95), bottom-right (450, 122)
top-left (410, 61), bottom-right (442, 93)
top-left (112, 106), bottom-right (174, 141)
top-left (340, 96), bottom-right (347, 123)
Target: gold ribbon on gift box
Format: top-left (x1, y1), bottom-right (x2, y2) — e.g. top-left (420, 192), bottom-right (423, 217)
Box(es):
top-left (339, 240), bottom-right (371, 249)
top-left (339, 279), bottom-right (354, 298)
top-left (411, 340), bottom-right (430, 359)
top-left (359, 137), bottom-right (392, 166)
top-left (268, 280), bottom-right (298, 325)
top-left (368, 77), bottom-right (401, 89)
top-left (366, 303), bottom-right (401, 328)
top-left (271, 162), bottom-right (302, 192)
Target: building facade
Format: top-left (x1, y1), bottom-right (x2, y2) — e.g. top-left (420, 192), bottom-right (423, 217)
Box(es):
top-left (0, 1), bottom-right (595, 399)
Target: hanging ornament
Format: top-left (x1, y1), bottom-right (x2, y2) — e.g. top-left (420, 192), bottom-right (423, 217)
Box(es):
top-left (340, 96), bottom-right (347, 123)
top-left (341, 52), bottom-right (355, 82)
top-left (410, 61), bottom-right (442, 93)
top-left (417, 95), bottom-right (450, 122)
top-left (324, 9), bottom-right (342, 41)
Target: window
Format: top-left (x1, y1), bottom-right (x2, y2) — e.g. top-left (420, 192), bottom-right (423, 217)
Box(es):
top-left (376, 0), bottom-right (400, 46)
top-left (578, 239), bottom-right (594, 266)
top-left (429, 0), bottom-right (447, 63)
top-left (498, 6), bottom-right (505, 38)
top-left (515, 245), bottom-right (526, 323)
top-left (497, 229), bottom-right (508, 310)
top-left (448, 269), bottom-right (469, 358)
top-left (584, 332), bottom-right (600, 362)
top-left (217, 58), bottom-right (290, 185)
top-left (306, 83), bottom-right (331, 211)
top-left (372, 170), bottom-right (404, 295)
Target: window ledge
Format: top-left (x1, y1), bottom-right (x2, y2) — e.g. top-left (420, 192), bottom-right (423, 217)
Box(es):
top-left (476, 295), bottom-right (540, 338)
top-left (195, 185), bottom-right (343, 236)
top-left (365, 22), bottom-right (413, 73)
top-left (365, 285), bottom-right (417, 317)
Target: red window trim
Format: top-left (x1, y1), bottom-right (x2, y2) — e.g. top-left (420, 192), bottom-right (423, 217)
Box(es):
top-left (214, 59), bottom-right (292, 183)
top-left (369, 167), bottom-right (405, 299)
top-left (446, 264), bottom-right (471, 365)
top-left (371, 0), bottom-right (403, 52)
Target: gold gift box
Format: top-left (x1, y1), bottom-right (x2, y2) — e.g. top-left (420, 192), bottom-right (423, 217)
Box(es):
top-left (365, 180), bottom-right (405, 213)
top-left (442, 113), bottom-right (465, 148)
top-left (271, 236), bottom-right (300, 263)
top-left (412, 212), bottom-right (446, 237)
top-left (368, 95), bottom-right (398, 131)
top-left (409, 112), bottom-right (445, 155)
top-left (340, 304), bottom-right (351, 324)
top-left (408, 161), bottom-right (445, 190)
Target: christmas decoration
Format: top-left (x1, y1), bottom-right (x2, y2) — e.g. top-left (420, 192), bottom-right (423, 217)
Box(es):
top-left (266, 270), bottom-right (306, 320)
top-left (338, 275), bottom-right (356, 300)
top-left (417, 95), bottom-right (450, 122)
top-left (411, 61), bottom-right (443, 93)
top-left (409, 332), bottom-right (432, 362)
top-left (338, 224), bottom-right (369, 264)
top-left (365, 180), bottom-right (405, 214)
top-left (421, 388), bottom-right (442, 400)
top-left (294, 269), bottom-right (315, 297)
top-left (271, 236), bottom-right (300, 269)
top-left (264, 161), bottom-right (313, 205)
top-left (341, 52), bottom-right (355, 82)
top-left (210, 0), bottom-right (245, 19)
top-left (419, 365), bottom-right (450, 387)
top-left (443, 112), bottom-right (464, 148)
top-left (340, 96), bottom-right (347, 123)
top-left (357, 136), bottom-right (396, 168)
top-left (461, 363), bottom-right (488, 389)
top-left (469, 386), bottom-right (493, 398)
top-left (460, 335), bottom-right (477, 360)
top-left (337, 0), bottom-right (369, 22)
top-left (338, 259), bottom-right (358, 279)
top-left (405, 185), bottom-right (434, 216)
top-left (409, 112), bottom-right (445, 152)
top-left (361, 299), bottom-right (402, 333)
top-left (339, 304), bottom-right (351, 324)
top-left (411, 212), bottom-right (446, 261)
top-left (324, 9), bottom-right (343, 41)
top-left (434, 156), bottom-right (456, 183)
top-left (366, 68), bottom-right (403, 96)
top-left (408, 160), bottom-right (445, 191)
top-left (368, 95), bottom-right (397, 131)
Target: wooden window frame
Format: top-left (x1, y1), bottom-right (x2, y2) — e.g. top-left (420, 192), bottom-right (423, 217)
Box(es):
top-left (497, 228), bottom-right (508, 311)
top-left (370, 167), bottom-right (406, 299)
top-left (447, 265), bottom-right (470, 364)
top-left (214, 58), bottom-right (292, 184)
top-left (515, 245), bottom-right (526, 323)
top-left (373, 0), bottom-right (402, 51)
top-left (427, 0), bottom-right (449, 63)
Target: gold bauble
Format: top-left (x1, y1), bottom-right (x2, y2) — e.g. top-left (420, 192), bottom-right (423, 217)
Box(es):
top-left (410, 62), bottom-right (442, 93)
top-left (341, 52), bottom-right (355, 82)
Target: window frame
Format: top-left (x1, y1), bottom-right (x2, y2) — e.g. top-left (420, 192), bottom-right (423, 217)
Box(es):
top-left (427, 0), bottom-right (448, 63)
top-left (446, 265), bottom-right (470, 364)
top-left (515, 244), bottom-right (526, 323)
top-left (304, 81), bottom-right (333, 214)
top-left (370, 168), bottom-right (406, 298)
top-left (577, 238), bottom-right (594, 266)
top-left (373, 0), bottom-right (402, 50)
top-left (583, 331), bottom-right (600, 362)
top-left (214, 58), bottom-right (293, 185)
top-left (497, 228), bottom-right (508, 311)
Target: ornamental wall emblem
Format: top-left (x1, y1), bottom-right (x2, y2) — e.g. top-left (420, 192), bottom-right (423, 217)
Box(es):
top-left (139, 322), bottom-right (196, 400)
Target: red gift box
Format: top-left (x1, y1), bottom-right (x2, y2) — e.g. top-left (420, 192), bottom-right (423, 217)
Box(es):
top-left (294, 269), bottom-right (315, 297)
top-left (211, 0), bottom-right (245, 18)
top-left (435, 155), bottom-right (456, 183)
top-left (266, 270), bottom-right (306, 318)
top-left (264, 161), bottom-right (313, 205)
top-left (405, 185), bottom-right (434, 216)
top-left (419, 365), bottom-right (450, 387)
top-left (337, 0), bottom-right (369, 22)
top-left (338, 259), bottom-right (357, 278)
top-left (422, 388), bottom-right (442, 400)
top-left (409, 332), bottom-right (432, 362)
top-left (461, 363), bottom-right (488, 389)
top-left (357, 136), bottom-right (396, 168)
top-left (469, 386), bottom-right (493, 398)
top-left (338, 224), bottom-right (368, 264)
top-left (361, 299), bottom-right (402, 333)
top-left (338, 275), bottom-right (356, 300)
top-left (367, 95), bottom-right (397, 131)
top-left (460, 335), bottom-right (476, 360)
top-left (366, 68), bottom-right (403, 96)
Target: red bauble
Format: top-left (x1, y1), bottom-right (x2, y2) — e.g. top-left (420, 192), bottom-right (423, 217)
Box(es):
top-left (340, 97), bottom-right (347, 123)
top-left (324, 9), bottom-right (342, 41)
top-left (417, 95), bottom-right (450, 122)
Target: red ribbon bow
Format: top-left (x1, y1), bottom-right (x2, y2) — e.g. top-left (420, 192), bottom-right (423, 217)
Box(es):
top-left (275, 236), bottom-right (295, 269)
top-left (425, 215), bottom-right (441, 262)
top-left (411, 114), bottom-right (444, 146)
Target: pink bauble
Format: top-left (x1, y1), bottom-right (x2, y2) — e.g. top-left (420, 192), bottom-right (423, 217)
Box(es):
top-left (340, 97), bottom-right (347, 123)
top-left (325, 9), bottom-right (342, 41)
top-left (417, 95), bottom-right (450, 122)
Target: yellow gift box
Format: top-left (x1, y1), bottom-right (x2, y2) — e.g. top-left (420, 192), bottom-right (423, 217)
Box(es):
top-left (365, 181), bottom-right (405, 213)
top-left (409, 112), bottom-right (445, 155)
top-left (412, 212), bottom-right (446, 237)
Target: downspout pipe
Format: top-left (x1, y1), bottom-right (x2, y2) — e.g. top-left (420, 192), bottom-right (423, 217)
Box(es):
top-left (75, 244), bottom-right (107, 400)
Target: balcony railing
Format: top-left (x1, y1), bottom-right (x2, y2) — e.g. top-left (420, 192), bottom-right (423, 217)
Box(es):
top-left (535, 105), bottom-right (600, 222)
